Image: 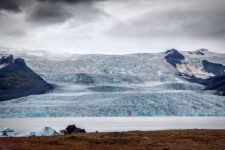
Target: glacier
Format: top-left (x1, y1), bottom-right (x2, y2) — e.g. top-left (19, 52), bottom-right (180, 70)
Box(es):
top-left (0, 80), bottom-right (224, 118)
top-left (0, 48), bottom-right (225, 117)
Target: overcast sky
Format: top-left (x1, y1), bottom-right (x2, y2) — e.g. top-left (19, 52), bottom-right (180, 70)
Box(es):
top-left (0, 0), bottom-right (225, 54)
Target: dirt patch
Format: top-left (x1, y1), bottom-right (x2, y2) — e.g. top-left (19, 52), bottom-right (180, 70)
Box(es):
top-left (0, 130), bottom-right (225, 150)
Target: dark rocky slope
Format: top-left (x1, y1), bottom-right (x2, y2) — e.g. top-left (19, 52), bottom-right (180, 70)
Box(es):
top-left (202, 60), bottom-right (225, 76)
top-left (0, 55), bottom-right (53, 101)
top-left (204, 75), bottom-right (225, 96)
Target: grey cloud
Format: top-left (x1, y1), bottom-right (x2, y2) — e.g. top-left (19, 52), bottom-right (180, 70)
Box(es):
top-left (3, 29), bottom-right (27, 37)
top-left (0, 0), bottom-right (225, 54)
top-left (109, 0), bottom-right (225, 39)
top-left (28, 2), bottom-right (73, 25)
top-left (0, 10), bottom-right (28, 38)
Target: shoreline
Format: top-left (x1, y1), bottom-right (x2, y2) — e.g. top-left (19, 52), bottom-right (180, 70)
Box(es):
top-left (1, 117), bottom-right (225, 134)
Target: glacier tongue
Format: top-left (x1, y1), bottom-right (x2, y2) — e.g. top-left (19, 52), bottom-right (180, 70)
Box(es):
top-left (0, 80), bottom-right (224, 118)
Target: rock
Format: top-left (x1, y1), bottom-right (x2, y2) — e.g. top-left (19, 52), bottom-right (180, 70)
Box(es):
top-left (202, 60), bottom-right (225, 76)
top-left (65, 125), bottom-right (86, 134)
top-left (60, 130), bottom-right (66, 135)
top-left (204, 75), bottom-right (225, 96)
top-left (0, 55), bottom-right (14, 64)
top-left (0, 54), bottom-right (53, 101)
top-left (165, 49), bottom-right (185, 67)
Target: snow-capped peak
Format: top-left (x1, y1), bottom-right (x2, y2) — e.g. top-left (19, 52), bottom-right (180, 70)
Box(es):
top-left (189, 48), bottom-right (209, 55)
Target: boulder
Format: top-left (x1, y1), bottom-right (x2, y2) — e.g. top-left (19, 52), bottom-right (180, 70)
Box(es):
top-left (65, 125), bottom-right (86, 134)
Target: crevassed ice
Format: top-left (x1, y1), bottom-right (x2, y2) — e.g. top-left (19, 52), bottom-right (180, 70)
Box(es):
top-left (0, 75), bottom-right (225, 118)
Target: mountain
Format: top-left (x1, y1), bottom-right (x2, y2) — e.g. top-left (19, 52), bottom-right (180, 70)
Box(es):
top-left (0, 47), bottom-right (225, 95)
top-left (0, 54), bottom-right (53, 101)
top-left (164, 49), bottom-right (225, 95)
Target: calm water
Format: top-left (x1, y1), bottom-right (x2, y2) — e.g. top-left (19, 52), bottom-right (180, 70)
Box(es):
top-left (1, 117), bottom-right (225, 133)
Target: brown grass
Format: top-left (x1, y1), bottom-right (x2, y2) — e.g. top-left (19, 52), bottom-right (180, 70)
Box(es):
top-left (1, 130), bottom-right (225, 150)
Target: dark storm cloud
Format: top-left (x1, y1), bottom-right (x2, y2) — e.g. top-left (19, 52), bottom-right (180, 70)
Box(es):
top-left (0, 0), bottom-right (22, 12)
top-left (37, 0), bottom-right (104, 3)
top-left (0, 0), bottom-right (104, 13)
top-left (26, 0), bottom-right (107, 25)
top-left (0, 0), bottom-right (106, 25)
top-left (0, 0), bottom-right (107, 38)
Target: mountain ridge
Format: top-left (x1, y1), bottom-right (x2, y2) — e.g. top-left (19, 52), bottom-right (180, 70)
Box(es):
top-left (1, 47), bottom-right (224, 96)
